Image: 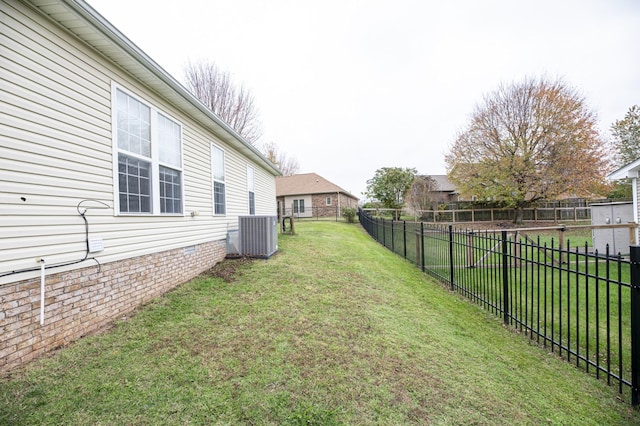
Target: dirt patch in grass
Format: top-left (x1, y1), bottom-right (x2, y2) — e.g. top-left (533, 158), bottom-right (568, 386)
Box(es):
top-left (205, 257), bottom-right (254, 282)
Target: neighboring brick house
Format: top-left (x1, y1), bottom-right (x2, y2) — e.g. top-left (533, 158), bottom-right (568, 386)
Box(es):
top-left (276, 173), bottom-right (359, 218)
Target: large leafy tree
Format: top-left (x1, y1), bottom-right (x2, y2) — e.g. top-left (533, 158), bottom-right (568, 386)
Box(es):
top-left (611, 105), bottom-right (640, 167)
top-left (366, 167), bottom-right (417, 219)
top-left (608, 105), bottom-right (640, 199)
top-left (184, 60), bottom-right (261, 144)
top-left (445, 76), bottom-right (610, 224)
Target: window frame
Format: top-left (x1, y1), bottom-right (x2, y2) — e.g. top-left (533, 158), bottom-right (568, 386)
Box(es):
top-left (211, 143), bottom-right (227, 216)
top-left (112, 84), bottom-right (184, 216)
top-left (293, 199), bottom-right (305, 214)
top-left (247, 165), bottom-right (255, 215)
top-left (326, 196), bottom-right (332, 206)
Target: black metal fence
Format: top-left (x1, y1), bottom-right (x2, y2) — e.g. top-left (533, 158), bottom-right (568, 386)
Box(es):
top-left (358, 209), bottom-right (640, 404)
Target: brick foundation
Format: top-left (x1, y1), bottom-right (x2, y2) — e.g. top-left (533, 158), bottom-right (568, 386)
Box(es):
top-left (0, 240), bottom-right (226, 374)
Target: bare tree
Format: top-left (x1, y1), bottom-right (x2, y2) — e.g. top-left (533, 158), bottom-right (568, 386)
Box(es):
top-left (445, 76), bottom-right (610, 224)
top-left (405, 175), bottom-right (439, 214)
top-left (261, 141), bottom-right (300, 176)
top-left (184, 60), bottom-right (261, 144)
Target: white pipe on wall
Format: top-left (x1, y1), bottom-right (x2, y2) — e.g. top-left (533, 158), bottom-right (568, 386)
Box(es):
top-left (40, 259), bottom-right (45, 326)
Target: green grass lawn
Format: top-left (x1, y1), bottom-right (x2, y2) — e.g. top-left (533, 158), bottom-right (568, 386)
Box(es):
top-left (1, 222), bottom-right (638, 425)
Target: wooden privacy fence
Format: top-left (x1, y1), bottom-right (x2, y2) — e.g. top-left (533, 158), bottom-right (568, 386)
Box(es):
top-left (363, 206), bottom-right (592, 223)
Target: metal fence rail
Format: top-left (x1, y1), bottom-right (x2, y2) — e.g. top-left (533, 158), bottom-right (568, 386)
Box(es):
top-left (363, 206), bottom-right (592, 223)
top-left (358, 209), bottom-right (640, 404)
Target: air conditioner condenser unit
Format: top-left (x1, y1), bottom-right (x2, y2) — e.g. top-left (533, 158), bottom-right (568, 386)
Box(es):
top-left (238, 215), bottom-right (278, 258)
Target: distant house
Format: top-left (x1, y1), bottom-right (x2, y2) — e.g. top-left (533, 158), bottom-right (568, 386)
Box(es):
top-left (276, 173), bottom-right (358, 218)
top-left (427, 175), bottom-right (461, 203)
top-left (1, 0), bottom-right (280, 373)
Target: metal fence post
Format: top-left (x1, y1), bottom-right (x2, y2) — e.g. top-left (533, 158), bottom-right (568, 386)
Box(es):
top-left (415, 225), bottom-right (422, 269)
top-left (403, 221), bottom-right (407, 259)
top-left (630, 245), bottom-right (640, 406)
top-left (382, 218), bottom-right (386, 247)
top-left (391, 219), bottom-right (395, 253)
top-left (420, 222), bottom-right (425, 273)
top-left (448, 225), bottom-right (454, 290)
top-left (502, 230), bottom-right (510, 325)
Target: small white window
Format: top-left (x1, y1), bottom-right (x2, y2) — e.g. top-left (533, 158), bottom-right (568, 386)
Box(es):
top-left (211, 144), bottom-right (226, 215)
top-left (247, 165), bottom-right (255, 215)
top-left (293, 199), bottom-right (305, 213)
top-left (326, 197), bottom-right (332, 206)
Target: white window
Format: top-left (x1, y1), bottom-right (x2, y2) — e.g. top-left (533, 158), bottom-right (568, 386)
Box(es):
top-left (247, 165), bottom-right (255, 215)
top-left (326, 197), bottom-right (332, 206)
top-left (211, 144), bottom-right (226, 215)
top-left (114, 86), bottom-right (183, 215)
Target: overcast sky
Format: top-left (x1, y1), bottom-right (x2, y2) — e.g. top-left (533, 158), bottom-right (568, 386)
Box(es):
top-left (87, 0), bottom-right (640, 200)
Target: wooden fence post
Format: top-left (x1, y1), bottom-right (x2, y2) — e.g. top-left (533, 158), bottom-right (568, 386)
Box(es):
top-left (290, 203), bottom-right (295, 235)
top-left (466, 231), bottom-right (474, 268)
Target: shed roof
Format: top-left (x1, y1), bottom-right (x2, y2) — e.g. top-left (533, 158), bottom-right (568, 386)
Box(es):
top-left (276, 173), bottom-right (358, 200)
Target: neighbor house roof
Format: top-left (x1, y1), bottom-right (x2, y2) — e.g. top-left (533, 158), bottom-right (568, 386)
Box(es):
top-left (26, 0), bottom-right (280, 177)
top-left (427, 175), bottom-right (457, 192)
top-left (276, 173), bottom-right (358, 200)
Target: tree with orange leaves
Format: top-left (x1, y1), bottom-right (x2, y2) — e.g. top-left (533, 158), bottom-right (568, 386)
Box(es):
top-left (445, 77), bottom-right (610, 224)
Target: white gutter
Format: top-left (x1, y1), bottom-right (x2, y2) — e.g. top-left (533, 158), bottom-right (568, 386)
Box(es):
top-left (49, 0), bottom-right (281, 177)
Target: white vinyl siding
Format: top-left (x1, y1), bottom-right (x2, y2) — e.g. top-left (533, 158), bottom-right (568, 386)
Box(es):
top-left (0, 1), bottom-right (278, 285)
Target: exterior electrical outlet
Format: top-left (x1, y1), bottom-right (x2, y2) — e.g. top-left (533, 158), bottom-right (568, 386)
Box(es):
top-left (238, 216), bottom-right (278, 258)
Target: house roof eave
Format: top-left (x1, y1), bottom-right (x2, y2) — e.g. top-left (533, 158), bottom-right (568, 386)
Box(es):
top-left (608, 158), bottom-right (640, 180)
top-left (26, 0), bottom-right (281, 177)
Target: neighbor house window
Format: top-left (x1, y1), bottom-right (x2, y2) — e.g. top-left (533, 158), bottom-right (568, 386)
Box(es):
top-left (293, 199), bottom-right (305, 213)
top-left (247, 165), bottom-right (255, 215)
top-left (326, 197), bottom-right (332, 206)
top-left (115, 87), bottom-right (183, 214)
top-left (211, 144), bottom-right (226, 215)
